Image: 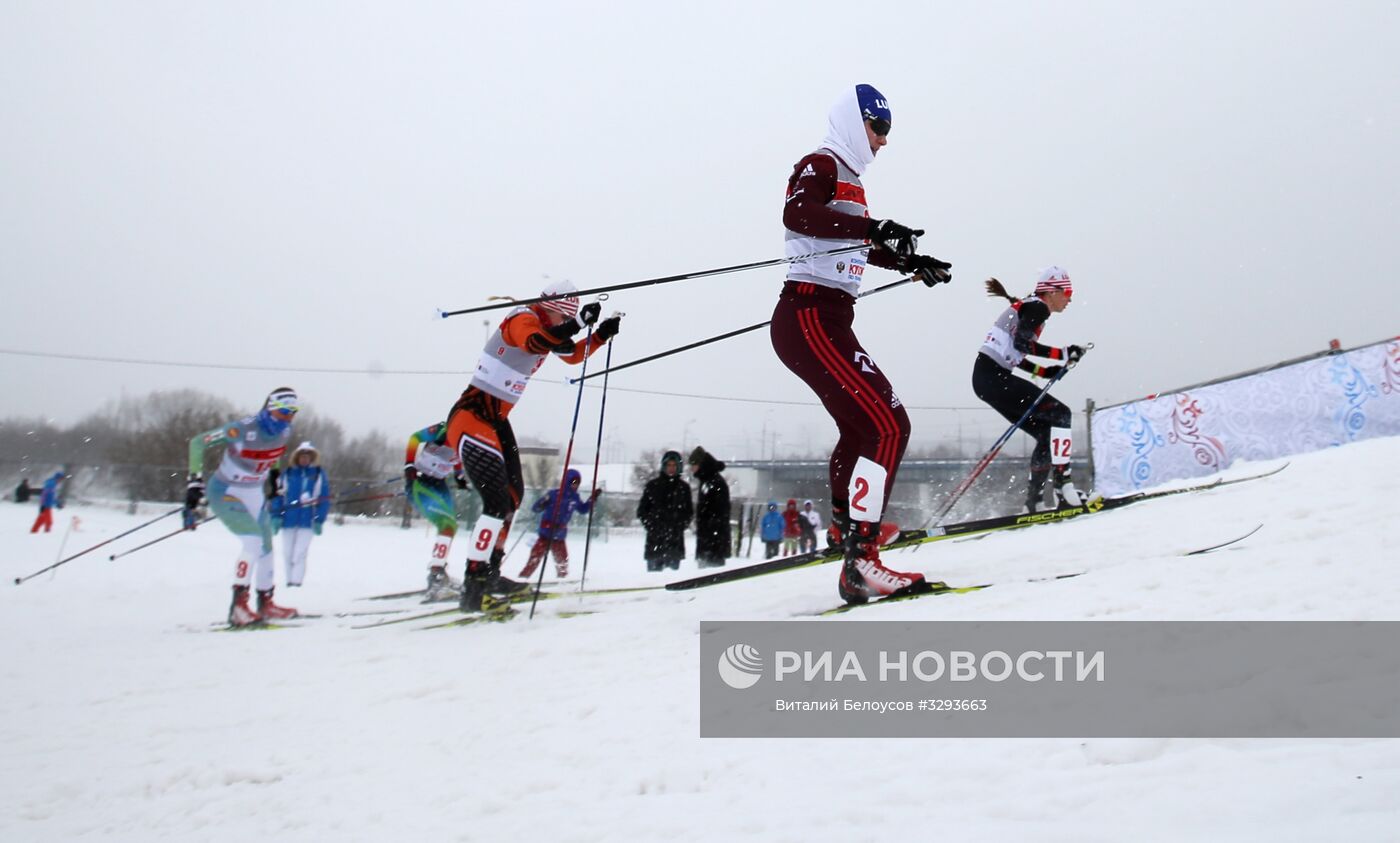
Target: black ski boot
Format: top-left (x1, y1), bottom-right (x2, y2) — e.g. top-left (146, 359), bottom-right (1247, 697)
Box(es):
top-left (826, 505), bottom-right (849, 552)
top-left (1025, 467), bottom-right (1051, 514)
top-left (486, 549), bottom-right (528, 596)
top-left (460, 561), bottom-right (488, 613)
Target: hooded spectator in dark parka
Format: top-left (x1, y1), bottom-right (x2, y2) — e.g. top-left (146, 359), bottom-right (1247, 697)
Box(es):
top-left (688, 446), bottom-right (731, 568)
top-left (636, 450), bottom-right (692, 572)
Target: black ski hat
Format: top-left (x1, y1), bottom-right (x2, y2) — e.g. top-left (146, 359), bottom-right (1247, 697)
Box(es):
top-left (688, 446), bottom-right (725, 476)
top-left (660, 450), bottom-right (682, 470)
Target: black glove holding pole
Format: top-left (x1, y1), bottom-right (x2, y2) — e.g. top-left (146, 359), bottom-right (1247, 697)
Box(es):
top-left (183, 474), bottom-right (205, 530)
top-left (905, 254), bottom-right (953, 287)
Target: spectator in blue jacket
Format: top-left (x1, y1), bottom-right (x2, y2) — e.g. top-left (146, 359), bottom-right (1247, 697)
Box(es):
top-left (519, 468), bottom-right (598, 579)
top-left (760, 500), bottom-right (785, 559)
top-left (271, 442), bottom-right (330, 586)
top-left (29, 471), bottom-right (64, 533)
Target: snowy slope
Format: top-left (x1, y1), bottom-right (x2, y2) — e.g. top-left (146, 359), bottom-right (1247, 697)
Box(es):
top-left (2, 437), bottom-right (1399, 842)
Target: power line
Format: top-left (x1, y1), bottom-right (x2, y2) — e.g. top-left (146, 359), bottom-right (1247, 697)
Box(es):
top-left (0, 347), bottom-right (457, 376)
top-left (0, 347), bottom-right (995, 412)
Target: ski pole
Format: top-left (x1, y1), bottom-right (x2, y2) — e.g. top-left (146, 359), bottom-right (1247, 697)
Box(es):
top-left (578, 338), bottom-right (615, 593)
top-left (572, 275), bottom-right (918, 383)
top-left (53, 516), bottom-right (77, 565)
top-left (40, 515), bottom-right (79, 582)
top-left (109, 514), bottom-right (217, 561)
top-left (500, 525), bottom-right (530, 566)
top-left (14, 506), bottom-right (183, 585)
top-left (921, 346), bottom-right (1092, 528)
top-left (339, 476), bottom-right (404, 493)
top-left (105, 492), bottom-right (406, 565)
top-left (437, 246), bottom-right (871, 319)
top-left (291, 490), bottom-right (404, 511)
top-left (324, 491), bottom-right (405, 513)
top-left (530, 324), bottom-right (595, 619)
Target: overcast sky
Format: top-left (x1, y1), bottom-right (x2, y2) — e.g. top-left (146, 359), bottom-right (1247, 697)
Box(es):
top-left (2, 1), bottom-right (1396, 464)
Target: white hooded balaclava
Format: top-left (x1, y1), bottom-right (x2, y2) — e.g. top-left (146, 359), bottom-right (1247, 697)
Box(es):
top-left (819, 83), bottom-right (891, 176)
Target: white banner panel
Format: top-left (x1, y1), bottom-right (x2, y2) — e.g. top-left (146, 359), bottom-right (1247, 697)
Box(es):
top-left (1090, 339), bottom-right (1400, 496)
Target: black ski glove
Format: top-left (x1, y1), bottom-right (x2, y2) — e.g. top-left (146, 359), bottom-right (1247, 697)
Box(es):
top-left (1065, 344), bottom-right (1086, 364)
top-left (183, 474), bottom-right (205, 527)
top-left (403, 465), bottom-right (418, 488)
top-left (544, 317), bottom-right (584, 341)
top-left (906, 254), bottom-right (953, 286)
top-left (868, 218), bottom-right (924, 247)
top-left (185, 474), bottom-right (205, 507)
top-left (579, 302), bottom-right (601, 326)
top-left (1040, 364), bottom-right (1067, 380)
top-left (454, 472), bottom-right (468, 490)
top-left (596, 315), bottom-right (621, 342)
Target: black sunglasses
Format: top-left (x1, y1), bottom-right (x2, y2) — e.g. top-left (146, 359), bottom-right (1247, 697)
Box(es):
top-left (867, 117), bottom-right (890, 137)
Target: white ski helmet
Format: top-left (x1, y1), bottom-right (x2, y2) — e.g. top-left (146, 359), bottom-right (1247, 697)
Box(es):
top-left (1033, 266), bottom-right (1073, 296)
top-left (534, 280), bottom-right (580, 321)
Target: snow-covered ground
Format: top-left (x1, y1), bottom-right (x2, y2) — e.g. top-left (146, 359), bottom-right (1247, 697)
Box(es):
top-left (3, 437), bottom-right (1399, 841)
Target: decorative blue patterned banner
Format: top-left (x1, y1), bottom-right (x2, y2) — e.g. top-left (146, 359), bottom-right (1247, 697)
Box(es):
top-left (1090, 339), bottom-right (1400, 496)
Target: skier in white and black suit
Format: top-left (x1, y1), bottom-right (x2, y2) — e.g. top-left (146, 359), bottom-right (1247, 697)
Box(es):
top-left (973, 267), bottom-right (1087, 512)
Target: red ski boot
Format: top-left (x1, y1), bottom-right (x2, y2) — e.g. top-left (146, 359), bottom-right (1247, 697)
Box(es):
top-left (256, 587), bottom-right (299, 620)
top-left (837, 522), bottom-right (927, 605)
top-left (228, 585), bottom-right (261, 627)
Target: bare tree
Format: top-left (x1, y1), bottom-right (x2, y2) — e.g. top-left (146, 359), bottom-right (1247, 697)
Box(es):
top-left (522, 454), bottom-right (561, 494)
top-left (91, 390), bottom-right (238, 501)
top-left (288, 406), bottom-right (346, 458)
top-left (328, 429), bottom-right (398, 517)
top-left (631, 449), bottom-right (663, 491)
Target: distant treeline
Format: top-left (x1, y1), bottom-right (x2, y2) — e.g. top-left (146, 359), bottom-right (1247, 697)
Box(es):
top-left (0, 389), bottom-right (396, 506)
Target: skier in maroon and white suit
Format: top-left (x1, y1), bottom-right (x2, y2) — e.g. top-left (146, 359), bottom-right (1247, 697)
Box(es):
top-left (769, 83), bottom-right (954, 605)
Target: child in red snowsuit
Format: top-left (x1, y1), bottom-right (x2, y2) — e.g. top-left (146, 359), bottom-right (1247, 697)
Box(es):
top-left (519, 468), bottom-right (598, 579)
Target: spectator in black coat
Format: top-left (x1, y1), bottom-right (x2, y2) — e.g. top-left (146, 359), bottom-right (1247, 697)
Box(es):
top-left (636, 450), bottom-right (692, 572)
top-left (688, 446), bottom-right (731, 568)
top-left (14, 478), bottom-right (33, 504)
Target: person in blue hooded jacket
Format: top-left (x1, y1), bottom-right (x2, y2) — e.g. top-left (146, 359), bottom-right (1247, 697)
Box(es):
top-left (518, 468), bottom-right (598, 578)
top-left (760, 500), bottom-right (785, 559)
top-left (271, 441), bottom-right (331, 587)
top-left (29, 471), bottom-right (65, 533)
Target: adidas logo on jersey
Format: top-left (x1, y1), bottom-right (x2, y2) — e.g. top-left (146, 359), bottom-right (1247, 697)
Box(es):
top-left (800, 164), bottom-right (815, 178)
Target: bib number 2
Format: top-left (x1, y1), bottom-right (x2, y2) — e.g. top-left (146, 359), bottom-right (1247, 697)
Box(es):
top-left (848, 457), bottom-right (888, 524)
